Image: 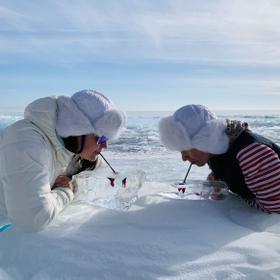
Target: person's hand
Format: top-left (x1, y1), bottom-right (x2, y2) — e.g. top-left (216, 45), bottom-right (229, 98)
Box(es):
top-left (52, 175), bottom-right (75, 193)
top-left (207, 172), bottom-right (219, 181)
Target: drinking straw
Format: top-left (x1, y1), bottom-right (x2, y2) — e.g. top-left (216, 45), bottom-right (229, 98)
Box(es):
top-left (182, 163), bottom-right (193, 184)
top-left (99, 153), bottom-right (117, 174)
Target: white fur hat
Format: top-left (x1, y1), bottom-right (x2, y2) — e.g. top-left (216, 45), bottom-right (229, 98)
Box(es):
top-left (159, 104), bottom-right (229, 154)
top-left (56, 89), bottom-right (126, 140)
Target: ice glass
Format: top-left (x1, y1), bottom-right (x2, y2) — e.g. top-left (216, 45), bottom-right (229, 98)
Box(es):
top-left (172, 180), bottom-right (229, 200)
top-left (73, 169), bottom-right (146, 211)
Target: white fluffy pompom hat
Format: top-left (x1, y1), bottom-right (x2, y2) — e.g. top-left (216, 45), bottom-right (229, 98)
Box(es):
top-left (159, 104), bottom-right (229, 154)
top-left (56, 89), bottom-right (126, 140)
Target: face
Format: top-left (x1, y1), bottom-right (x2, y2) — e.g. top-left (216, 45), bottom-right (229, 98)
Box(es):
top-left (79, 134), bottom-right (108, 161)
top-left (181, 148), bottom-right (210, 167)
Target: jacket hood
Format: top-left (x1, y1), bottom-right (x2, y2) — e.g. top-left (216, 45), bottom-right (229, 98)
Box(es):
top-left (24, 97), bottom-right (73, 164)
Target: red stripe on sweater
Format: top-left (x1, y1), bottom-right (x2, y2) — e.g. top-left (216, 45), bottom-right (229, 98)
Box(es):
top-left (238, 145), bottom-right (272, 165)
top-left (238, 143), bottom-right (280, 213)
top-left (237, 143), bottom-right (265, 160)
top-left (239, 149), bottom-right (275, 170)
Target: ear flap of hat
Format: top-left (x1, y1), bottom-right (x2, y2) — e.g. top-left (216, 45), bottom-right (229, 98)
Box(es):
top-left (94, 109), bottom-right (126, 140)
top-left (192, 119), bottom-right (229, 154)
top-left (159, 116), bottom-right (192, 151)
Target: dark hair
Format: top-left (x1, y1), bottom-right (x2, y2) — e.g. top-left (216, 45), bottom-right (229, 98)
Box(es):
top-left (62, 135), bottom-right (85, 154)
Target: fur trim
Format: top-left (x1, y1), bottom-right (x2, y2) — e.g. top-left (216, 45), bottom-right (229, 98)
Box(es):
top-left (159, 116), bottom-right (192, 151)
top-left (225, 119), bottom-right (249, 144)
top-left (56, 95), bottom-right (126, 140)
top-left (94, 109), bottom-right (127, 140)
top-left (192, 119), bottom-right (229, 154)
top-left (159, 115), bottom-right (229, 154)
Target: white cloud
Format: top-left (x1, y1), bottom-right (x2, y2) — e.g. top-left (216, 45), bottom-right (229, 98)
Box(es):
top-left (1, 0), bottom-right (280, 65)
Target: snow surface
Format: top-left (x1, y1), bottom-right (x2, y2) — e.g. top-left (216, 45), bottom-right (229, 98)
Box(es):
top-left (0, 175), bottom-right (280, 280)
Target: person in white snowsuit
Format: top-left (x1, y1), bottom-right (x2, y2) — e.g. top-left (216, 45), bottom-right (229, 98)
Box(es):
top-left (0, 89), bottom-right (126, 231)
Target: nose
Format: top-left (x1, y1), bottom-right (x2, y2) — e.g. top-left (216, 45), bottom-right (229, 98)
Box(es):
top-left (102, 141), bottom-right (108, 149)
top-left (181, 152), bottom-right (194, 163)
top-left (181, 153), bottom-right (189, 162)
top-left (99, 141), bottom-right (108, 150)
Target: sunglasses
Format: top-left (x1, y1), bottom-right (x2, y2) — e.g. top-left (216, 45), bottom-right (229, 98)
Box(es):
top-left (97, 135), bottom-right (108, 145)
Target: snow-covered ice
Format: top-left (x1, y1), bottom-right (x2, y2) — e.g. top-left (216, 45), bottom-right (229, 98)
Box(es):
top-left (0, 174), bottom-right (279, 280)
top-left (1, 111), bottom-right (280, 279)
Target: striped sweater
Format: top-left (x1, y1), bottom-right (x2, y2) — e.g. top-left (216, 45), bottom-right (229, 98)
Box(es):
top-left (236, 143), bottom-right (280, 213)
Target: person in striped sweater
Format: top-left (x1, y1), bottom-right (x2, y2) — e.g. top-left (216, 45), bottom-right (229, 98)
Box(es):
top-left (159, 104), bottom-right (280, 214)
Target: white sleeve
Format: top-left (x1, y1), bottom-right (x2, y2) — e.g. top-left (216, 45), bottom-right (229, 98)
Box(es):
top-left (2, 138), bottom-right (74, 232)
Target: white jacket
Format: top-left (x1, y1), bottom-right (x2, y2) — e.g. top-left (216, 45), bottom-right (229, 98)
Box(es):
top-left (0, 97), bottom-right (75, 231)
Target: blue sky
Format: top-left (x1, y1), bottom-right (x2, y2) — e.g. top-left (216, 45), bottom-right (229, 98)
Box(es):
top-left (1, 0), bottom-right (280, 111)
